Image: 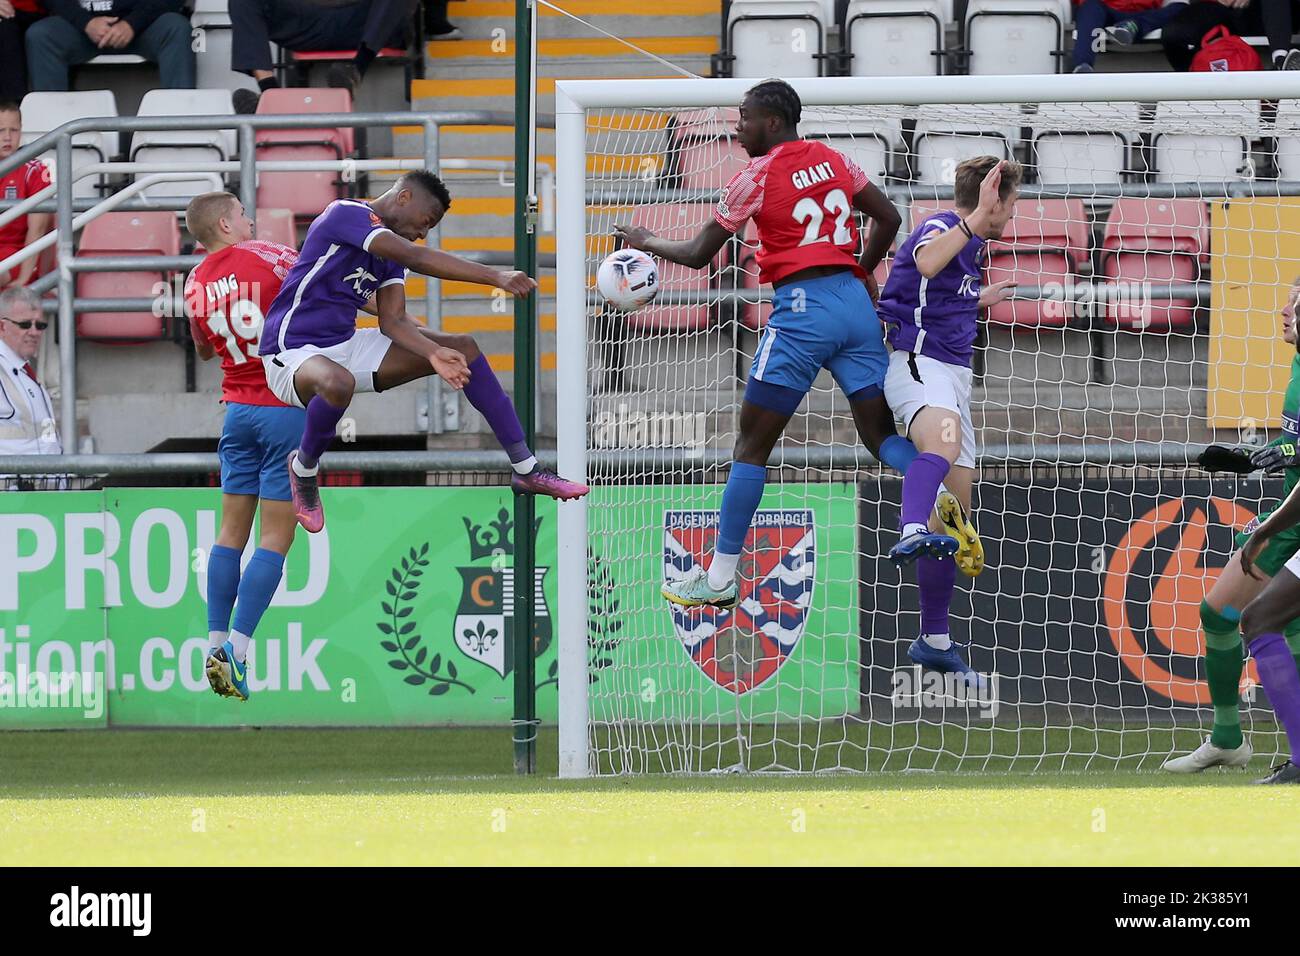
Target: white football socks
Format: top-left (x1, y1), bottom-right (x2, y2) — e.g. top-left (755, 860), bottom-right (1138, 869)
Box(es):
top-left (902, 522), bottom-right (929, 539)
top-left (923, 633), bottom-right (953, 651)
top-left (208, 630), bottom-right (227, 652)
top-left (512, 456), bottom-right (538, 475)
top-left (230, 630), bottom-right (251, 663)
top-left (291, 454), bottom-right (318, 478)
top-left (708, 551), bottom-right (740, 591)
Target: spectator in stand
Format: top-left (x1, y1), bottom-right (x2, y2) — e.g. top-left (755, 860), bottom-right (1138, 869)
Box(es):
top-left (228, 0), bottom-right (418, 111)
top-left (24, 0), bottom-right (195, 91)
top-left (0, 286), bottom-right (61, 474)
top-left (1072, 0), bottom-right (1188, 71)
top-left (0, 101), bottom-right (51, 289)
top-left (1162, 0), bottom-right (1300, 70)
top-left (0, 0), bottom-right (44, 100)
top-left (424, 0), bottom-right (459, 39)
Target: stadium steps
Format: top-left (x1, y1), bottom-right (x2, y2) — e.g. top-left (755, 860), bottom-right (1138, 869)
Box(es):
top-left (381, 0), bottom-right (719, 447)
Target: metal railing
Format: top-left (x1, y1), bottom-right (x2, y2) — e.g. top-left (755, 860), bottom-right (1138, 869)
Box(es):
top-left (0, 109), bottom-right (558, 452)
top-left (0, 441), bottom-right (1199, 479)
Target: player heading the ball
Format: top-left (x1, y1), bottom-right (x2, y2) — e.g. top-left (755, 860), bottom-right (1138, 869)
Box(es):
top-left (258, 170), bottom-right (588, 534)
top-left (615, 78), bottom-right (936, 610)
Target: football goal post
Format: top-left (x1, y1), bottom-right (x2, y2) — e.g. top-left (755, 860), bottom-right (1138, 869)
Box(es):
top-left (555, 72), bottom-right (1300, 777)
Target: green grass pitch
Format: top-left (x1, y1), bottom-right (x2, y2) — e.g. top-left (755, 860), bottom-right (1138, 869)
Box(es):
top-left (2, 728), bottom-right (1297, 865)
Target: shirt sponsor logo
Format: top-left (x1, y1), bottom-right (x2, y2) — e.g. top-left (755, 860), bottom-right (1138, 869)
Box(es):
top-left (343, 265), bottom-right (379, 298)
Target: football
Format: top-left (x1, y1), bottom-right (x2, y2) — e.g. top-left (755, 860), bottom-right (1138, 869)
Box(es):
top-left (596, 248), bottom-right (659, 312)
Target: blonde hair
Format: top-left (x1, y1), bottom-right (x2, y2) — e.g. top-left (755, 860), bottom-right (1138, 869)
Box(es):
top-left (185, 191), bottom-right (239, 248)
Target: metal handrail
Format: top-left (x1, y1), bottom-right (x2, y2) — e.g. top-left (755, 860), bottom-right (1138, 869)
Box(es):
top-left (0, 441), bottom-right (1204, 477)
top-left (14, 109), bottom-right (557, 451)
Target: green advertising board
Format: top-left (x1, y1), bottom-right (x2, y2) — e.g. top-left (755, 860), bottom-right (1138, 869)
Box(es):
top-left (0, 483), bottom-right (857, 728)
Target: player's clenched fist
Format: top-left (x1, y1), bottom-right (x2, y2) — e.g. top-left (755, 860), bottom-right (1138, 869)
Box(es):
top-left (431, 345), bottom-right (470, 389)
top-left (612, 224), bottom-right (654, 250)
top-left (496, 270), bottom-right (538, 297)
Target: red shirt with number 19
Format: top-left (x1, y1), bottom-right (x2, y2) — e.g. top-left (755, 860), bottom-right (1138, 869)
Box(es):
top-left (184, 240), bottom-right (299, 406)
top-left (713, 138), bottom-right (871, 286)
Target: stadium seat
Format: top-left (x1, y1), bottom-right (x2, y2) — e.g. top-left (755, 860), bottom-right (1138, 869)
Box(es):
top-left (801, 111), bottom-right (903, 184)
top-left (192, 0), bottom-right (266, 92)
top-left (254, 88), bottom-right (355, 218)
top-left (963, 0), bottom-right (1070, 74)
top-left (722, 0), bottom-right (835, 78)
top-left (130, 89), bottom-right (235, 201)
top-left (1152, 100), bottom-right (1257, 183)
top-left (912, 112), bottom-right (1021, 184)
top-left (669, 109), bottom-right (750, 192)
top-left (628, 203), bottom-right (718, 332)
top-left (255, 208), bottom-right (298, 249)
top-left (76, 211), bottom-right (180, 339)
top-left (1100, 198), bottom-right (1208, 331)
top-left (1031, 102), bottom-right (1137, 185)
top-left (843, 0), bottom-right (951, 77)
top-left (1269, 99), bottom-right (1300, 179)
top-left (985, 198), bottom-right (1088, 329)
top-left (20, 90), bottom-right (119, 200)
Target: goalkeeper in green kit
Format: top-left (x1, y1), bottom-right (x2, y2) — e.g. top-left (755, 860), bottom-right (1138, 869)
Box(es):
top-left (1165, 278), bottom-right (1300, 772)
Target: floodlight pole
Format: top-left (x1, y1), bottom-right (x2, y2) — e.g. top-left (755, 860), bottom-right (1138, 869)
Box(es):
top-left (512, 0), bottom-right (539, 775)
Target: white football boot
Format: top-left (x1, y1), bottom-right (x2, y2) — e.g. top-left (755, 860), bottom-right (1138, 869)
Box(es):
top-left (1162, 736), bottom-right (1253, 773)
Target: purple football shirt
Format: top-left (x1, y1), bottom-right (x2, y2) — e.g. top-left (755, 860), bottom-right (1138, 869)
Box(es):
top-left (878, 210), bottom-right (986, 368)
top-left (261, 200), bottom-right (408, 354)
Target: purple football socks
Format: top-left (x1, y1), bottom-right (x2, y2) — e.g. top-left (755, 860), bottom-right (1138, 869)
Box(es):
top-left (1249, 631), bottom-right (1300, 761)
top-left (918, 555), bottom-right (957, 637)
top-left (298, 395), bottom-right (348, 469)
top-left (463, 353), bottom-right (532, 465)
top-left (900, 452), bottom-right (950, 530)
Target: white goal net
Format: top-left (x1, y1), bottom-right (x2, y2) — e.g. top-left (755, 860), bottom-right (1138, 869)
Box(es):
top-left (554, 73), bottom-right (1300, 776)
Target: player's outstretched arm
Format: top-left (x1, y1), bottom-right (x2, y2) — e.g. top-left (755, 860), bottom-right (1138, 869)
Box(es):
top-left (914, 161), bottom-right (1004, 279)
top-left (1243, 479), bottom-right (1300, 578)
top-left (368, 231), bottom-right (537, 298)
top-left (612, 220), bottom-right (733, 270)
top-left (375, 283), bottom-right (470, 389)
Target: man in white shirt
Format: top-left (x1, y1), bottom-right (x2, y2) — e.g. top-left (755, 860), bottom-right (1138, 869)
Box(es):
top-left (0, 286), bottom-right (61, 487)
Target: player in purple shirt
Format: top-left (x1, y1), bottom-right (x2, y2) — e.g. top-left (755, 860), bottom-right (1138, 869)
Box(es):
top-left (878, 156), bottom-right (1020, 686)
top-left (260, 170), bottom-right (588, 533)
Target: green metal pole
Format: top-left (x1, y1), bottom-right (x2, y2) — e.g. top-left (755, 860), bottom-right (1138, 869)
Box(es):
top-left (512, 0), bottom-right (538, 775)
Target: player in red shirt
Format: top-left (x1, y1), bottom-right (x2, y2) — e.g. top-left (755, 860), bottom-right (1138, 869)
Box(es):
top-left (0, 100), bottom-right (51, 287)
top-left (616, 78), bottom-right (927, 608)
top-left (184, 191), bottom-right (307, 703)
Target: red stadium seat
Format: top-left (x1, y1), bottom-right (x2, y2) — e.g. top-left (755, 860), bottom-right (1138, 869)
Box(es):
top-left (909, 199), bottom-right (1088, 329)
top-left (255, 88), bottom-right (355, 219)
top-left (1100, 199), bottom-right (1208, 331)
top-left (76, 211), bottom-right (180, 339)
top-left (255, 208), bottom-right (298, 249)
top-left (985, 199), bottom-right (1088, 329)
top-left (627, 203), bottom-right (719, 331)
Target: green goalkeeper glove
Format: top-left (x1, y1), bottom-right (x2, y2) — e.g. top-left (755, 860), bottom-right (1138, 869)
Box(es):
top-left (1250, 442), bottom-right (1300, 474)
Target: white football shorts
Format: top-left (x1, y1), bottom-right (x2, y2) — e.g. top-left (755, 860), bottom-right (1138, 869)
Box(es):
top-left (884, 349), bottom-right (976, 469)
top-left (261, 328), bottom-right (394, 408)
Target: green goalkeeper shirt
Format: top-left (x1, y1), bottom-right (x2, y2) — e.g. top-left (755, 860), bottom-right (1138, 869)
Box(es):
top-left (1276, 351), bottom-right (1300, 495)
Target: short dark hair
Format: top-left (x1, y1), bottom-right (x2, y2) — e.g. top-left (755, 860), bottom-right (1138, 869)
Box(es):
top-left (953, 156), bottom-right (1022, 209)
top-left (0, 100), bottom-right (21, 118)
top-left (400, 170), bottom-right (452, 211)
top-left (744, 79), bottom-right (801, 129)
top-left (185, 191), bottom-right (240, 246)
